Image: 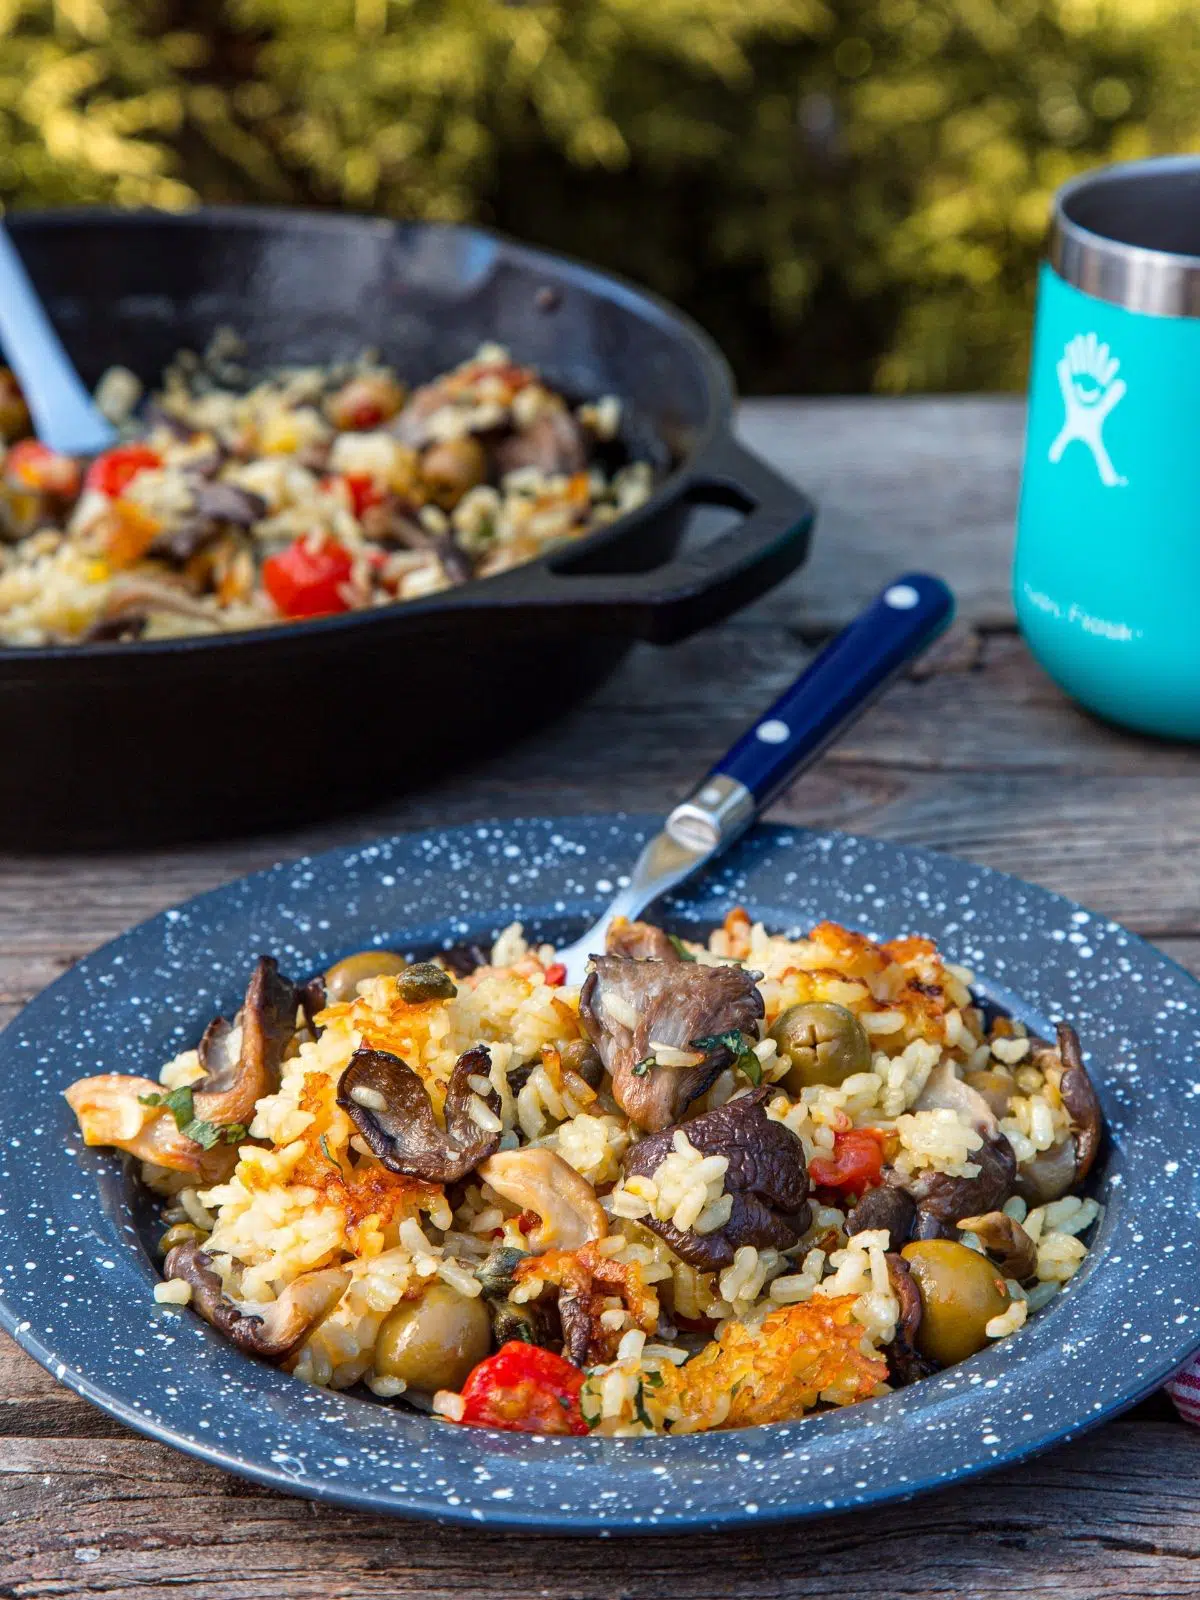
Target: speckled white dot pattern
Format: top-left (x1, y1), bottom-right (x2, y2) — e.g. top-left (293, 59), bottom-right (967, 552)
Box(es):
top-left (0, 817), bottom-right (1198, 1535)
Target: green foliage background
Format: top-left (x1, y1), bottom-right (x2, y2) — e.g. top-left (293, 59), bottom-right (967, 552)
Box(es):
top-left (2, 0), bottom-right (1198, 392)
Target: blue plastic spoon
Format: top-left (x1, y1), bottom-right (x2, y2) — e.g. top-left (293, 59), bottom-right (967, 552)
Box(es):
top-left (0, 222), bottom-right (116, 455)
top-left (558, 572), bottom-right (955, 982)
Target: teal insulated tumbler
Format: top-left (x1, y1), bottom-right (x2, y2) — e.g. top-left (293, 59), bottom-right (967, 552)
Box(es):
top-left (1015, 157), bottom-right (1200, 739)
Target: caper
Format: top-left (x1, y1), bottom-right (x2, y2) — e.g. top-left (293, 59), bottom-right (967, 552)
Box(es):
top-left (374, 1282), bottom-right (491, 1394)
top-left (324, 948), bottom-right (407, 1003)
top-left (396, 961), bottom-right (457, 1005)
top-left (158, 1221), bottom-right (208, 1256)
top-left (475, 1245), bottom-right (528, 1299)
top-left (770, 1002), bottom-right (872, 1091)
top-left (901, 1239), bottom-right (1011, 1366)
top-left (560, 1038), bottom-right (604, 1088)
top-left (964, 1069), bottom-right (1015, 1119)
top-left (420, 436), bottom-right (487, 509)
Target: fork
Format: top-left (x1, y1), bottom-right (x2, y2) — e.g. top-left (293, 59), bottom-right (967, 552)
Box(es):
top-left (557, 572), bottom-right (955, 985)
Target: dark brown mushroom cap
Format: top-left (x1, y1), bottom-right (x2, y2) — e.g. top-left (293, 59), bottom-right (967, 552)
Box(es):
top-left (957, 1210), bottom-right (1038, 1280)
top-left (890, 1061), bottom-right (1017, 1232)
top-left (163, 1241), bottom-right (349, 1363)
top-left (193, 956), bottom-right (301, 1129)
top-left (624, 1088), bottom-right (811, 1270)
top-left (358, 494), bottom-right (472, 584)
top-left (494, 410), bottom-right (588, 477)
top-left (578, 955), bottom-right (765, 1132)
top-left (191, 481), bottom-right (267, 528)
top-left (847, 1185), bottom-right (916, 1253)
top-left (884, 1252), bottom-right (938, 1386)
top-left (1046, 1022), bottom-right (1102, 1181)
top-left (336, 1045), bottom-right (501, 1183)
top-left (605, 920), bottom-right (683, 963)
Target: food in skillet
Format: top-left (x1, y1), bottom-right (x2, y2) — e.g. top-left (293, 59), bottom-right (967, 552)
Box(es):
top-left (65, 912), bottom-right (1103, 1436)
top-left (0, 337), bottom-right (654, 646)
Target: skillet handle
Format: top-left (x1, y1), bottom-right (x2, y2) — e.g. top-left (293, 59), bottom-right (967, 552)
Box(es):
top-left (467, 435), bottom-right (815, 644)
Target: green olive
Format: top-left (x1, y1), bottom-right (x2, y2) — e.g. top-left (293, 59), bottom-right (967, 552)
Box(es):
top-left (964, 1068), bottom-right (1015, 1119)
top-left (421, 436), bottom-right (487, 509)
top-left (770, 1002), bottom-right (872, 1091)
top-left (158, 1221), bottom-right (208, 1256)
top-left (324, 949), bottom-right (407, 1003)
top-left (901, 1239), bottom-right (1011, 1366)
top-left (374, 1283), bottom-right (491, 1394)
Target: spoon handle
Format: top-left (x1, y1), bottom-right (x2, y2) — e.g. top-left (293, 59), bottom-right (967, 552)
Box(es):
top-left (665, 573), bottom-right (955, 850)
top-left (0, 226), bottom-right (115, 456)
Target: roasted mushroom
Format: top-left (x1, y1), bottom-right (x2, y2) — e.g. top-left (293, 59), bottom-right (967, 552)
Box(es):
top-left (605, 920), bottom-right (684, 963)
top-left (579, 955), bottom-right (765, 1132)
top-left (847, 1185), bottom-right (916, 1253)
top-left (63, 1073), bottom-right (239, 1183)
top-left (494, 410), bottom-right (588, 477)
top-left (190, 481), bottom-right (267, 528)
top-left (623, 1088), bottom-right (811, 1270)
top-left (336, 1045), bottom-right (501, 1182)
top-left (884, 1252), bottom-right (938, 1384)
top-left (892, 1062), bottom-right (1016, 1234)
top-left (163, 1241), bottom-right (349, 1363)
top-left (957, 1210), bottom-right (1038, 1280)
top-left (1043, 1022), bottom-right (1102, 1181)
top-left (192, 956), bottom-right (303, 1129)
top-left (476, 1148), bottom-right (607, 1252)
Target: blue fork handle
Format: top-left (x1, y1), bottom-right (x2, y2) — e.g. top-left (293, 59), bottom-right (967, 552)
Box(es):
top-left (706, 573), bottom-right (954, 809)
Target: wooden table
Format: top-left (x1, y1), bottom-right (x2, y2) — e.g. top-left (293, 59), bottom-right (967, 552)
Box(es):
top-left (3, 397), bottom-right (1199, 1598)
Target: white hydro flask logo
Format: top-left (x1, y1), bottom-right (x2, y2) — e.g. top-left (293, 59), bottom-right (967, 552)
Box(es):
top-left (1048, 332), bottom-right (1127, 487)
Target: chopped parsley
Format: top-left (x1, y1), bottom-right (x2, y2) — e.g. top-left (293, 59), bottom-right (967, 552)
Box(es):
top-left (689, 1028), bottom-right (763, 1086)
top-left (633, 1378), bottom-right (654, 1428)
top-left (666, 934), bottom-right (696, 962)
top-left (630, 1056), bottom-right (656, 1078)
top-left (138, 1086), bottom-right (246, 1149)
top-left (319, 1133), bottom-right (338, 1167)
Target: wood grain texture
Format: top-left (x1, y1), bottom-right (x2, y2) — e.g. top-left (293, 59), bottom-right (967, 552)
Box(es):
top-left (1, 397), bottom-right (1197, 1596)
top-left (2, 1423), bottom-right (1199, 1599)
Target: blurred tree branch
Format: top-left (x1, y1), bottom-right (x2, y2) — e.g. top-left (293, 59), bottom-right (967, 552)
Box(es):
top-left (1, 0), bottom-right (1197, 392)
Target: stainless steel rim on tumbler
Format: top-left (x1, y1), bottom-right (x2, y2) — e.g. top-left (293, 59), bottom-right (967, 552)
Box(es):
top-left (1051, 154), bottom-right (1200, 317)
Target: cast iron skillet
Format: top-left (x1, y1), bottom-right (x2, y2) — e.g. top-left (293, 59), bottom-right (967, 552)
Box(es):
top-left (0, 209), bottom-right (815, 848)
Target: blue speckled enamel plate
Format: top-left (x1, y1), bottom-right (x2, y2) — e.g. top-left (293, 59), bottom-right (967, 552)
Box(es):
top-left (2, 817), bottom-right (1199, 1534)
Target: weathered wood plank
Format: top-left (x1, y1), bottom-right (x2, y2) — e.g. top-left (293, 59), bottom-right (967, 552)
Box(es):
top-left (1, 1422), bottom-right (1198, 1600)
top-left (738, 397), bottom-right (1025, 630)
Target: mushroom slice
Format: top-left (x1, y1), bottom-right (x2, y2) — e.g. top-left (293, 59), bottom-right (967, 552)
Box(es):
top-left (337, 1045), bottom-right (501, 1183)
top-left (163, 1241), bottom-right (349, 1363)
top-left (847, 1185), bottom-right (916, 1253)
top-left (192, 956), bottom-right (301, 1129)
top-left (623, 1088), bottom-right (811, 1271)
top-left (894, 1061), bottom-right (1016, 1233)
top-left (605, 920), bottom-right (683, 963)
top-left (884, 1252), bottom-right (938, 1386)
top-left (1014, 1136), bottom-right (1078, 1207)
top-left (579, 955), bottom-right (765, 1132)
top-left (64, 1074), bottom-right (237, 1183)
top-left (1037, 1022), bottom-right (1102, 1182)
top-left (494, 410), bottom-right (588, 477)
top-left (957, 1210), bottom-right (1038, 1281)
top-left (191, 481), bottom-right (267, 528)
top-left (476, 1148), bottom-right (608, 1253)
